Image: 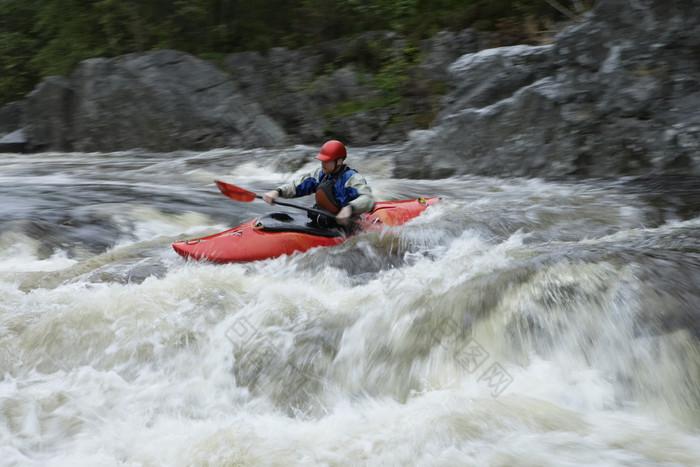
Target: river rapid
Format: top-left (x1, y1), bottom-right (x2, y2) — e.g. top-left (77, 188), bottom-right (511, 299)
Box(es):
top-left (1, 147), bottom-right (699, 466)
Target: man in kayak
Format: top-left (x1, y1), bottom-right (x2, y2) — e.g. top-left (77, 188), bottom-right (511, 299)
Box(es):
top-left (262, 140), bottom-right (375, 227)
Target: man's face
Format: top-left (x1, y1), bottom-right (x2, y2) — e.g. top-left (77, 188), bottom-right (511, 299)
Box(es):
top-left (321, 158), bottom-right (342, 175)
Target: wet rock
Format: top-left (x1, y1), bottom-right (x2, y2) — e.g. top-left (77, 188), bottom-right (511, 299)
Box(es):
top-left (220, 30), bottom-right (504, 146)
top-left (396, 0), bottom-right (700, 179)
top-left (0, 101), bottom-right (23, 135)
top-left (440, 44), bottom-right (556, 115)
top-left (0, 129), bottom-right (28, 153)
top-left (13, 0), bottom-right (698, 179)
top-left (224, 47), bottom-right (326, 143)
top-left (223, 38), bottom-right (396, 145)
top-left (24, 50), bottom-right (287, 152)
top-left (0, 100), bottom-right (27, 152)
top-left (417, 29), bottom-right (481, 81)
top-left (16, 29), bottom-right (500, 152)
top-left (23, 76), bottom-right (74, 152)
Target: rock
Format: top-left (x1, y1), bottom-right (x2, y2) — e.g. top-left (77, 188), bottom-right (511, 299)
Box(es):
top-left (16, 0), bottom-right (697, 177)
top-left (0, 101), bottom-right (27, 153)
top-left (325, 109), bottom-right (390, 145)
top-left (417, 29), bottom-right (481, 81)
top-left (17, 29), bottom-right (501, 153)
top-left (23, 76), bottom-right (74, 151)
top-left (0, 101), bottom-right (23, 135)
top-left (0, 129), bottom-right (27, 153)
top-left (441, 44), bottom-right (556, 115)
top-left (224, 46), bottom-right (384, 143)
top-left (225, 47), bottom-right (325, 143)
top-left (24, 50), bottom-right (286, 152)
top-left (222, 30), bottom-right (495, 146)
top-left (396, 0), bottom-right (700, 179)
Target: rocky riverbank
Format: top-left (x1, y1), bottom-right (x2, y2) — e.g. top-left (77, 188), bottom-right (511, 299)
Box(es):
top-left (1, 0), bottom-right (698, 179)
top-left (0, 28), bottom-right (495, 154)
top-left (396, 0), bottom-right (700, 178)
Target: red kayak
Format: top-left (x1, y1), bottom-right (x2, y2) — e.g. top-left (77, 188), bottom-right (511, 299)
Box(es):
top-left (173, 197), bottom-right (441, 263)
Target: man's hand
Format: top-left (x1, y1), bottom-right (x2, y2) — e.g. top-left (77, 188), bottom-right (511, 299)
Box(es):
top-left (336, 205), bottom-right (353, 226)
top-left (262, 190), bottom-right (279, 205)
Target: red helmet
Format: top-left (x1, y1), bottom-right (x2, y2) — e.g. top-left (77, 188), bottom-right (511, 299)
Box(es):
top-left (315, 140), bottom-right (347, 162)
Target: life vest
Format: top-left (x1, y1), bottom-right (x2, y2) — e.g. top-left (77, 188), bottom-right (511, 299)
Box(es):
top-left (313, 165), bottom-right (355, 214)
top-left (315, 178), bottom-right (342, 213)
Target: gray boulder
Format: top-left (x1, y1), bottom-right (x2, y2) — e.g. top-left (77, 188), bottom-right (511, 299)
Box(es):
top-left (222, 30), bottom-right (499, 146)
top-left (223, 41), bottom-right (389, 144)
top-left (396, 0), bottom-right (700, 179)
top-left (440, 45), bottom-right (555, 115)
top-left (224, 47), bottom-right (326, 142)
top-left (23, 76), bottom-right (74, 151)
top-left (23, 50), bottom-right (286, 152)
top-left (416, 29), bottom-right (486, 82)
top-left (0, 129), bottom-right (27, 153)
top-left (15, 29), bottom-right (505, 152)
top-left (0, 101), bottom-right (23, 135)
top-left (0, 101), bottom-right (27, 152)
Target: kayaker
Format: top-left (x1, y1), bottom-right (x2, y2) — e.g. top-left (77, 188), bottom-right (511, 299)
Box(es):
top-left (263, 140), bottom-right (375, 227)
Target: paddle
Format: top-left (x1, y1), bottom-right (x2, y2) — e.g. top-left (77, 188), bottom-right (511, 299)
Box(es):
top-left (214, 180), bottom-right (332, 218)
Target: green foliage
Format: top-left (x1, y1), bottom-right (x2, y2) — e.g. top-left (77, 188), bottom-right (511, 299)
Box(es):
top-left (0, 0), bottom-right (592, 105)
top-left (321, 94), bottom-right (398, 119)
top-left (374, 45), bottom-right (421, 95)
top-left (0, 31), bottom-right (40, 103)
top-left (322, 42), bottom-right (425, 120)
top-left (30, 0), bottom-right (105, 77)
top-left (345, 0), bottom-right (420, 32)
top-left (0, 0), bottom-right (42, 103)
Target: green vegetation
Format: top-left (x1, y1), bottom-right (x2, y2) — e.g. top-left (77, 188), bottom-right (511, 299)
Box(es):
top-left (0, 0), bottom-right (593, 105)
top-left (321, 94), bottom-right (398, 119)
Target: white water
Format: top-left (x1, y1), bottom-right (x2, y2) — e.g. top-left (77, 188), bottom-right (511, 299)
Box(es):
top-left (1, 149), bottom-right (699, 465)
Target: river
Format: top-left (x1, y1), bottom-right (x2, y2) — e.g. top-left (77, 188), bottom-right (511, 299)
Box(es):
top-left (1, 147), bottom-right (699, 465)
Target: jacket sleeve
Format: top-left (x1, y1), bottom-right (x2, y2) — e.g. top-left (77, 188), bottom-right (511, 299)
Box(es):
top-left (276, 168), bottom-right (322, 198)
top-left (346, 173), bottom-right (376, 214)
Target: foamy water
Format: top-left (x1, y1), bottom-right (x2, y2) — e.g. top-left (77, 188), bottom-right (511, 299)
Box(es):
top-left (1, 149), bottom-right (699, 465)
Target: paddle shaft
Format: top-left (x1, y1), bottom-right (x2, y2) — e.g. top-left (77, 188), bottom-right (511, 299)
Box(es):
top-left (256, 194), bottom-right (333, 218)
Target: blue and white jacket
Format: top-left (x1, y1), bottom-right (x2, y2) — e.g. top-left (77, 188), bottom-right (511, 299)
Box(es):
top-left (277, 165), bottom-right (375, 214)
